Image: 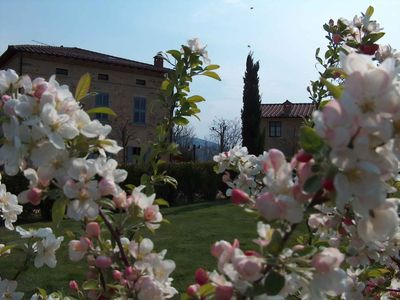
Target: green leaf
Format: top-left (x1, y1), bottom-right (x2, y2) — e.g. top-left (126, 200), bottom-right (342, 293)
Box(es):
top-left (87, 107), bottom-right (117, 117)
top-left (321, 78), bottom-right (343, 99)
top-left (366, 32), bottom-right (385, 44)
top-left (199, 283), bottom-right (215, 297)
top-left (187, 95), bottom-right (205, 103)
top-left (52, 198), bottom-right (68, 226)
top-left (202, 71), bottom-right (221, 81)
top-left (98, 198), bottom-right (116, 210)
top-left (64, 230), bottom-right (75, 239)
top-left (366, 6), bottom-right (374, 17)
top-left (319, 100), bottom-right (331, 109)
top-left (167, 50), bottom-right (181, 61)
top-left (161, 79), bottom-right (170, 91)
top-left (36, 288), bottom-right (47, 297)
top-left (82, 280), bottom-right (100, 291)
top-left (155, 198), bottom-right (170, 207)
top-left (266, 230), bottom-right (283, 256)
top-left (366, 267), bottom-right (390, 278)
top-left (315, 47), bottom-right (320, 58)
top-left (265, 271), bottom-right (285, 295)
top-left (173, 116), bottom-right (189, 125)
top-left (205, 64), bottom-right (220, 71)
top-left (303, 175), bottom-right (323, 194)
top-left (75, 73), bottom-right (91, 101)
top-left (180, 294), bottom-right (190, 300)
top-left (299, 126), bottom-right (324, 154)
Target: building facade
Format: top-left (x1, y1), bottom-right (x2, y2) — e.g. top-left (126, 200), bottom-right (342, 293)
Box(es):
top-left (260, 100), bottom-right (315, 157)
top-left (0, 45), bottom-right (168, 164)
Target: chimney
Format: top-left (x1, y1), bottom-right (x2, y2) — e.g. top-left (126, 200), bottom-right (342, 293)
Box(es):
top-left (153, 54), bottom-right (163, 68)
top-left (283, 100), bottom-right (292, 115)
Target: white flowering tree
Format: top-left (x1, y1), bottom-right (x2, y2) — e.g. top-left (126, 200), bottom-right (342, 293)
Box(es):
top-left (182, 7), bottom-right (400, 300)
top-left (0, 39), bottom-right (219, 299)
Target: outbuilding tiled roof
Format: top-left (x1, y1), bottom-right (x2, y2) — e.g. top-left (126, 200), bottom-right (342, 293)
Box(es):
top-left (0, 45), bottom-right (167, 73)
top-left (261, 100), bottom-right (315, 118)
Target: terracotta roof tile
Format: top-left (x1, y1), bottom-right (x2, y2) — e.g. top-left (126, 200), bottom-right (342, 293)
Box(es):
top-left (261, 100), bottom-right (315, 118)
top-left (0, 45), bottom-right (168, 73)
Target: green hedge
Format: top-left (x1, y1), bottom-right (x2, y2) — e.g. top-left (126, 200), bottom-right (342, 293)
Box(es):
top-left (126, 162), bottom-right (224, 205)
top-left (0, 162), bottom-right (223, 224)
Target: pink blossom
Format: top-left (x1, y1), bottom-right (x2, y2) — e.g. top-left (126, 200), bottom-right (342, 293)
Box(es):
top-left (256, 192), bottom-right (303, 223)
top-left (86, 222), bottom-right (100, 238)
top-left (112, 269), bottom-right (123, 281)
top-left (295, 149), bottom-right (313, 163)
top-left (113, 190), bottom-right (128, 209)
top-left (232, 249), bottom-right (264, 282)
top-left (186, 284), bottom-right (200, 297)
top-left (215, 285), bottom-right (234, 300)
top-left (312, 247), bottom-right (344, 273)
top-left (231, 188), bottom-right (249, 205)
top-left (124, 266), bottom-right (138, 281)
top-left (95, 256), bottom-right (112, 269)
top-left (98, 178), bottom-right (116, 196)
top-left (27, 188), bottom-right (42, 205)
top-left (69, 280), bottom-right (79, 291)
top-left (313, 99), bottom-right (358, 149)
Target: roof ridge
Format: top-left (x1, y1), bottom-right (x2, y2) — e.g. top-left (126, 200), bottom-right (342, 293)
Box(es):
top-left (261, 102), bottom-right (314, 105)
top-left (3, 44), bottom-right (168, 73)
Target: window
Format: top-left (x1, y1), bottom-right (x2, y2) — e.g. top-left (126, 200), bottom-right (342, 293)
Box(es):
top-left (136, 79), bottom-right (146, 86)
top-left (133, 96), bottom-right (146, 124)
top-left (95, 93), bottom-right (109, 123)
top-left (98, 73), bottom-right (109, 80)
top-left (127, 147), bottom-right (141, 164)
top-left (132, 147), bottom-right (141, 155)
top-left (269, 121), bottom-right (282, 137)
top-left (55, 68), bottom-right (68, 75)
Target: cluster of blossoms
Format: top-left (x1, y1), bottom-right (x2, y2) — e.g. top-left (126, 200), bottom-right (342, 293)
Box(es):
top-left (186, 15), bottom-right (400, 300)
top-left (0, 69), bottom-right (177, 299)
top-left (68, 223), bottom-right (176, 299)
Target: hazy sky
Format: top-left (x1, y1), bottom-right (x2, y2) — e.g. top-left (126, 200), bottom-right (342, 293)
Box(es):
top-left (1, 0), bottom-right (399, 138)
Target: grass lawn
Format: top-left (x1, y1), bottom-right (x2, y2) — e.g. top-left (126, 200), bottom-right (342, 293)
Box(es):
top-left (0, 200), bottom-right (259, 297)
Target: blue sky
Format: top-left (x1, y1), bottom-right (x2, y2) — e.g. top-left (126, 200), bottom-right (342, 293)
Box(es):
top-left (1, 0), bottom-right (399, 138)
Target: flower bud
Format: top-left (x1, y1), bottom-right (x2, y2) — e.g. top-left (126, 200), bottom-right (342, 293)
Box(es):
top-left (69, 280), bottom-right (79, 291)
top-left (231, 188), bottom-right (249, 205)
top-left (113, 191), bottom-right (128, 209)
top-left (95, 256), bottom-right (112, 269)
top-left (360, 44), bottom-right (379, 55)
top-left (332, 33), bottom-right (342, 44)
top-left (33, 82), bottom-right (48, 99)
top-left (112, 270), bottom-right (123, 281)
top-left (99, 178), bottom-right (116, 196)
top-left (186, 284), bottom-right (200, 297)
top-left (27, 188), bottom-right (42, 206)
top-left (216, 285), bottom-right (234, 300)
top-left (124, 266), bottom-right (138, 281)
top-left (86, 222), bottom-right (100, 238)
top-left (86, 270), bottom-right (97, 279)
top-left (296, 150), bottom-right (312, 163)
top-left (211, 240), bottom-right (231, 258)
top-left (323, 179), bottom-right (334, 192)
top-left (194, 268), bottom-right (209, 285)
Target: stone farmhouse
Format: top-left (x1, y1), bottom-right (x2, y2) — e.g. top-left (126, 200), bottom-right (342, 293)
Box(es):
top-left (260, 100), bottom-right (315, 157)
top-left (0, 45), bottom-right (169, 164)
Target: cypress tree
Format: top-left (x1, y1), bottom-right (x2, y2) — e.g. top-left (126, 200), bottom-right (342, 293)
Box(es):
top-left (241, 53), bottom-right (262, 154)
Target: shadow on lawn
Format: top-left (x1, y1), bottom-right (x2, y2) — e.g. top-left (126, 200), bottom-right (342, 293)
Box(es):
top-left (163, 200), bottom-right (231, 216)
